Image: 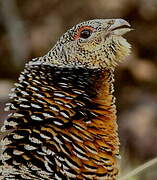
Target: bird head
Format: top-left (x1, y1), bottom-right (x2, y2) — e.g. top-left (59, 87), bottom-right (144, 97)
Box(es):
top-left (32, 19), bottom-right (132, 69)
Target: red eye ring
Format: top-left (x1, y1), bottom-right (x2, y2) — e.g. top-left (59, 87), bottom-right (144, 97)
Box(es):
top-left (74, 26), bottom-right (94, 40)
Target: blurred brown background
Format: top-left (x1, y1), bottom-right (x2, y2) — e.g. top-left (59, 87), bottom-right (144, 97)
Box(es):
top-left (0, 0), bottom-right (157, 179)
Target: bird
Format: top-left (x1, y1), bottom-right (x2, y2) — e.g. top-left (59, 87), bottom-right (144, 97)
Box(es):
top-left (0, 18), bottom-right (131, 180)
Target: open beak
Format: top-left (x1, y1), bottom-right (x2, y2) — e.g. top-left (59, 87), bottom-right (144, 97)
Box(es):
top-left (108, 19), bottom-right (132, 36)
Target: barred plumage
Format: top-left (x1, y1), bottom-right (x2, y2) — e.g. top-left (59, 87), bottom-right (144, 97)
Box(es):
top-left (0, 19), bottom-right (131, 179)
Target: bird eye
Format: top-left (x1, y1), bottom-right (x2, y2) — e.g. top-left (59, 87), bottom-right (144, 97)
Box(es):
top-left (74, 26), bottom-right (94, 40)
top-left (80, 29), bottom-right (92, 39)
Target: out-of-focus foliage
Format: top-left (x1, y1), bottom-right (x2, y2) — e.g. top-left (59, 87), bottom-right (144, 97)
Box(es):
top-left (0, 0), bottom-right (157, 179)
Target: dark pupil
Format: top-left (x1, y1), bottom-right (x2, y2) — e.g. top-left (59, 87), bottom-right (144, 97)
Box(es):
top-left (80, 29), bottom-right (91, 39)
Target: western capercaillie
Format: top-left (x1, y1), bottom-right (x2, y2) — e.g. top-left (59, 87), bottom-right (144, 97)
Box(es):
top-left (0, 19), bottom-right (131, 180)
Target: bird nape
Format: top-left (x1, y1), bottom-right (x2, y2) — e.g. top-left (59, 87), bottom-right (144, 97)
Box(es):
top-left (0, 19), bottom-right (131, 179)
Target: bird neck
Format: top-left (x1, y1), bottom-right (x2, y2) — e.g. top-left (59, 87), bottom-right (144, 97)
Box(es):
top-left (38, 65), bottom-right (119, 177)
top-left (2, 65), bottom-right (119, 179)
top-left (43, 66), bottom-right (120, 178)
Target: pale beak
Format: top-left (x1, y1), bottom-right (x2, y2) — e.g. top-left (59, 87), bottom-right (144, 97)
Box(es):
top-left (108, 19), bottom-right (132, 35)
